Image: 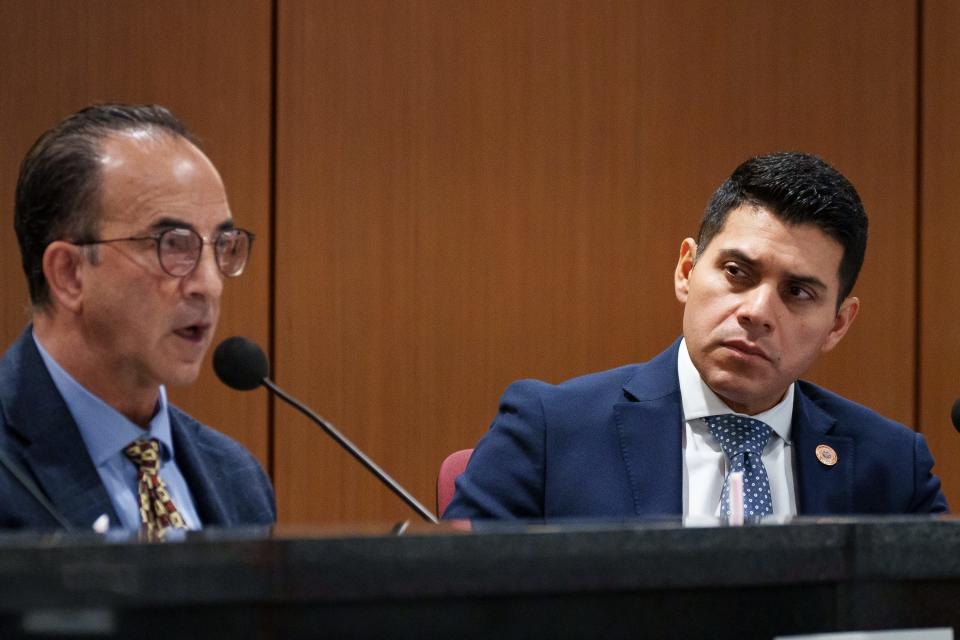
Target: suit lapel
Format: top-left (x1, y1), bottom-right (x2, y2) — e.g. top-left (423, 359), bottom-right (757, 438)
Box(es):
top-left (170, 411), bottom-right (229, 526)
top-left (614, 340), bottom-right (684, 516)
top-left (792, 388), bottom-right (853, 515)
top-left (1, 331), bottom-right (117, 528)
top-left (608, 339), bottom-right (855, 517)
top-left (614, 399), bottom-right (683, 516)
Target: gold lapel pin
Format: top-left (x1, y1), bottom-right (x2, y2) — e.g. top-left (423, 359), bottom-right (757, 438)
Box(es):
top-left (815, 444), bottom-right (838, 466)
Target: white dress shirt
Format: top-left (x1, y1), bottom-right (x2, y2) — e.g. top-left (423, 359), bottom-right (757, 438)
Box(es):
top-left (677, 339), bottom-right (798, 521)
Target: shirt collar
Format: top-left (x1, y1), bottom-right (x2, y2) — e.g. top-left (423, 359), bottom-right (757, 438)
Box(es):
top-left (677, 337), bottom-right (794, 444)
top-left (32, 331), bottom-right (174, 467)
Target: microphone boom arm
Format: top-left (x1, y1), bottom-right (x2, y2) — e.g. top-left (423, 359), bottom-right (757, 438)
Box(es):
top-left (262, 378), bottom-right (439, 524)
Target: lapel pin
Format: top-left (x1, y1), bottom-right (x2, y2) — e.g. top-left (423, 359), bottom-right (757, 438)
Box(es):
top-left (815, 444), bottom-right (838, 466)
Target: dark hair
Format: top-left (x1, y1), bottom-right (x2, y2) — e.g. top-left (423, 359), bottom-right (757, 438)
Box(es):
top-left (14, 103), bottom-right (197, 308)
top-left (696, 152), bottom-right (868, 304)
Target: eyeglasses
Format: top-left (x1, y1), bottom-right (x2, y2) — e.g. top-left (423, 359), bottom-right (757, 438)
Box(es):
top-left (73, 227), bottom-right (254, 278)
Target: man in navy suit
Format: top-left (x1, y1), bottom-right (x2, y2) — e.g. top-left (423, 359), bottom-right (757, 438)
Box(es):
top-left (0, 104), bottom-right (275, 531)
top-left (446, 152), bottom-right (948, 521)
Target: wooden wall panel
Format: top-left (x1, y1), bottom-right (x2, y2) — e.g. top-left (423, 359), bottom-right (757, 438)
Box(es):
top-left (920, 1), bottom-right (960, 508)
top-left (275, 0), bottom-right (918, 524)
top-left (0, 1), bottom-right (272, 466)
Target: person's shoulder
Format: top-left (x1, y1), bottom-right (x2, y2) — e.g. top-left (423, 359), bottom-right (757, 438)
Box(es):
top-left (0, 328), bottom-right (51, 419)
top-left (167, 405), bottom-right (261, 463)
top-left (497, 342), bottom-right (680, 419)
top-left (167, 404), bottom-right (276, 524)
top-left (0, 329), bottom-right (34, 382)
top-left (499, 364), bottom-right (647, 423)
top-left (509, 362), bottom-right (643, 396)
top-left (796, 379), bottom-right (913, 435)
top-left (516, 341), bottom-right (678, 396)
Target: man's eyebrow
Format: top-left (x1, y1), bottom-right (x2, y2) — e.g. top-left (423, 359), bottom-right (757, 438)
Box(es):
top-left (785, 273), bottom-right (829, 293)
top-left (147, 216), bottom-right (192, 232)
top-left (145, 217), bottom-right (236, 233)
top-left (715, 248), bottom-right (829, 291)
top-left (715, 248), bottom-right (758, 267)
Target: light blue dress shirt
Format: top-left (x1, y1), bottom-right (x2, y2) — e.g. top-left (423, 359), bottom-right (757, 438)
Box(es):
top-left (33, 333), bottom-right (202, 531)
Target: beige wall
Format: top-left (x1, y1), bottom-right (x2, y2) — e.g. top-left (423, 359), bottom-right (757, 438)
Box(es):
top-left (1, 0), bottom-right (956, 523)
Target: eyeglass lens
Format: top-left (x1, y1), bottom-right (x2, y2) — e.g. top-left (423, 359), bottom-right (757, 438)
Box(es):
top-left (158, 228), bottom-right (250, 277)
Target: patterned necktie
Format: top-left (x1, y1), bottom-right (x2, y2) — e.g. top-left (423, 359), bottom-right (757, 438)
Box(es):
top-left (705, 414), bottom-right (774, 519)
top-left (123, 438), bottom-right (187, 534)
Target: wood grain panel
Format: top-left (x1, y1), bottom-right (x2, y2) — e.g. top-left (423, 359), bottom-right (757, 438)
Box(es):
top-left (0, 1), bottom-right (272, 466)
top-left (920, 0), bottom-right (960, 508)
top-left (275, 1), bottom-right (918, 524)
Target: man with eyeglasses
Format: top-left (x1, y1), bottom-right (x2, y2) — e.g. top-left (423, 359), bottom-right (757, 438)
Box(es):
top-left (0, 104), bottom-right (275, 532)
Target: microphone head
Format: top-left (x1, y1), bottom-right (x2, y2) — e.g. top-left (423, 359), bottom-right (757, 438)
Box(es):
top-left (213, 336), bottom-right (269, 391)
top-left (952, 398), bottom-right (960, 433)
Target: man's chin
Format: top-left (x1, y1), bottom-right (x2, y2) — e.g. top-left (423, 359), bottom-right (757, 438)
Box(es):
top-left (703, 373), bottom-right (767, 413)
top-left (709, 379), bottom-right (786, 416)
top-left (162, 363), bottom-right (204, 388)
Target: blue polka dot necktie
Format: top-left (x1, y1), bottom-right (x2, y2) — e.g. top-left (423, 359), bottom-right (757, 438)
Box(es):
top-left (705, 414), bottom-right (774, 519)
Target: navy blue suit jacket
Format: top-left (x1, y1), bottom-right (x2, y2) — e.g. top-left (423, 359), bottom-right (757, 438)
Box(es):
top-left (445, 339), bottom-right (948, 520)
top-left (0, 329), bottom-right (276, 530)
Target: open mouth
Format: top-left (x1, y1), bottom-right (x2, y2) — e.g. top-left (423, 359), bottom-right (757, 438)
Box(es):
top-left (174, 325), bottom-right (208, 342)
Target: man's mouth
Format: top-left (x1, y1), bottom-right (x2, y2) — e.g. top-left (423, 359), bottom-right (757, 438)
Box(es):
top-left (721, 339), bottom-right (770, 362)
top-left (174, 324), bottom-right (210, 342)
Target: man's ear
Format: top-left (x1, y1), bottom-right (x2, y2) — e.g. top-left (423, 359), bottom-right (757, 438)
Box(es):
top-left (674, 238), bottom-right (697, 304)
top-left (42, 241), bottom-right (85, 313)
top-left (821, 296), bottom-right (860, 353)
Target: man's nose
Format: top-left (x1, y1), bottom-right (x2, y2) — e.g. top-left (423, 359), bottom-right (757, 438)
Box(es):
top-left (181, 244), bottom-right (224, 300)
top-left (737, 284), bottom-right (777, 331)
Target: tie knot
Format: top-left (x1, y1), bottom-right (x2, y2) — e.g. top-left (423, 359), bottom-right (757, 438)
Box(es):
top-left (124, 438), bottom-right (161, 474)
top-left (706, 414), bottom-right (772, 458)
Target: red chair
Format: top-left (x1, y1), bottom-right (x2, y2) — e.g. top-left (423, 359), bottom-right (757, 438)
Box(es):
top-left (436, 448), bottom-right (473, 516)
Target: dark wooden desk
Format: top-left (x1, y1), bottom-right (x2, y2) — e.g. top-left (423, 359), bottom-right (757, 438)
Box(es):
top-left (0, 517), bottom-right (958, 638)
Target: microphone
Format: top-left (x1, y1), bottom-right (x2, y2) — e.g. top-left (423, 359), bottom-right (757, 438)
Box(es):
top-left (213, 337), bottom-right (439, 524)
top-left (213, 336), bottom-right (268, 390)
top-left (952, 398), bottom-right (960, 433)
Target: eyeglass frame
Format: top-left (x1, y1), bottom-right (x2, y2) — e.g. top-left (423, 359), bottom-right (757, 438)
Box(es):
top-left (70, 226), bottom-right (255, 278)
